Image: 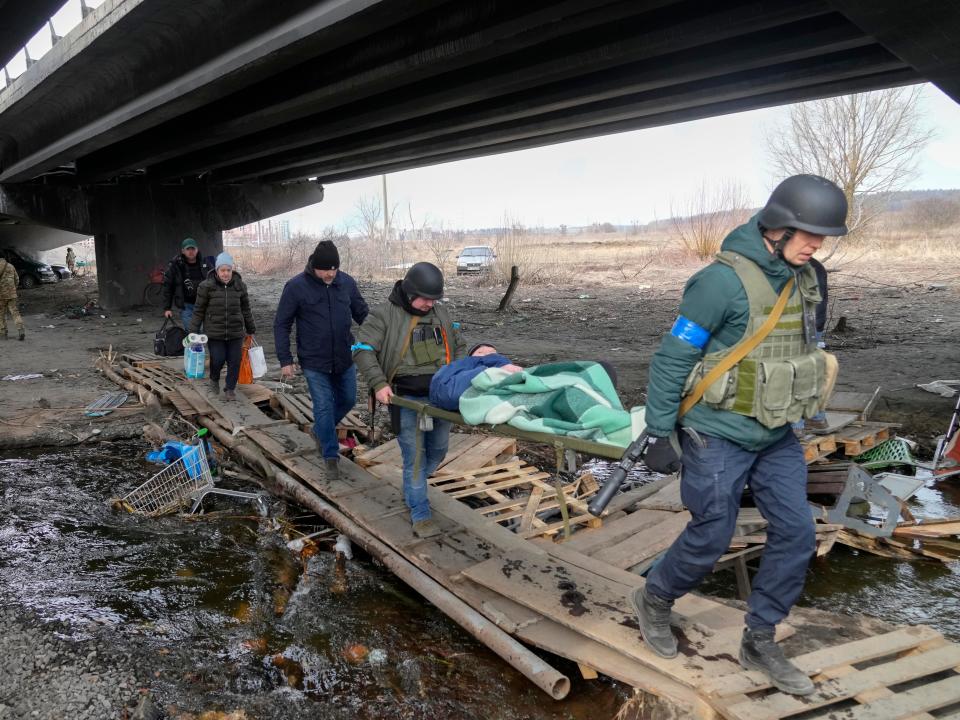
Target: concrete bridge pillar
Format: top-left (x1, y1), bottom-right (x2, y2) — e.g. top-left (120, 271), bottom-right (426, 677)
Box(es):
top-left (2, 178), bottom-right (324, 310)
top-left (91, 183), bottom-right (223, 309)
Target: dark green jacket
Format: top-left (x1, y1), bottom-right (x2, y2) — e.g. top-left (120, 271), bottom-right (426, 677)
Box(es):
top-left (353, 282), bottom-right (466, 393)
top-left (645, 215), bottom-right (812, 451)
top-left (189, 271), bottom-right (256, 341)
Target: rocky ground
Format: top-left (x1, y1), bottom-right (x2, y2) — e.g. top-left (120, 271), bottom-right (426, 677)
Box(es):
top-left (0, 606), bottom-right (139, 720)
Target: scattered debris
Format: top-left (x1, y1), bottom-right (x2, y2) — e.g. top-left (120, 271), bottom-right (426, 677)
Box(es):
top-left (2, 373), bottom-right (43, 381)
top-left (917, 379), bottom-right (960, 398)
top-left (84, 390), bottom-right (128, 417)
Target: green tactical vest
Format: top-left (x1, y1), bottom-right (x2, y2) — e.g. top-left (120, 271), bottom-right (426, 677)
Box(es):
top-left (682, 251), bottom-right (826, 429)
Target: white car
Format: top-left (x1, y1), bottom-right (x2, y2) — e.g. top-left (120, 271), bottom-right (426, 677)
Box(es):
top-left (456, 245), bottom-right (495, 275)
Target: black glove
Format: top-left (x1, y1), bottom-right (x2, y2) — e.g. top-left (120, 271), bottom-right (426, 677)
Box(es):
top-left (644, 435), bottom-right (682, 474)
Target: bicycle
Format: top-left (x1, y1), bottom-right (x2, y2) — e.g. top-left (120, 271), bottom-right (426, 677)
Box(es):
top-left (143, 265), bottom-right (165, 308)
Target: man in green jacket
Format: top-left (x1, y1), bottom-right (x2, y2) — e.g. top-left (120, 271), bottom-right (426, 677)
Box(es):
top-left (634, 175), bottom-right (848, 696)
top-left (353, 262), bottom-right (466, 538)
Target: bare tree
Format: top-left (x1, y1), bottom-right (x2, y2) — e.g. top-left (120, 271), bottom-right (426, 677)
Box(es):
top-left (670, 180), bottom-right (752, 260)
top-left (766, 87), bottom-right (935, 235)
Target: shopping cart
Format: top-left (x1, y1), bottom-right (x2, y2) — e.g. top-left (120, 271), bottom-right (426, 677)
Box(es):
top-left (121, 437), bottom-right (268, 517)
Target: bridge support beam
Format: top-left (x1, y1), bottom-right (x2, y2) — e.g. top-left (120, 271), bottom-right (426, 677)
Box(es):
top-left (93, 178), bottom-right (324, 309)
top-left (3, 178), bottom-right (324, 309)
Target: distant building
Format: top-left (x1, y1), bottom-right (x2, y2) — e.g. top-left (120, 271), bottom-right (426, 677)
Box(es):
top-left (223, 219), bottom-right (291, 246)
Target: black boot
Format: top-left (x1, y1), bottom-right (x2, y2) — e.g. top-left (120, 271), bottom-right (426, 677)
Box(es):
top-left (630, 587), bottom-right (677, 658)
top-left (208, 378), bottom-right (220, 395)
top-left (324, 457), bottom-right (339, 481)
top-left (740, 627), bottom-right (814, 696)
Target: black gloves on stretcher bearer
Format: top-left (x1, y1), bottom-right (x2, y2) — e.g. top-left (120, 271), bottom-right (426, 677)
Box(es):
top-left (644, 435), bottom-right (682, 475)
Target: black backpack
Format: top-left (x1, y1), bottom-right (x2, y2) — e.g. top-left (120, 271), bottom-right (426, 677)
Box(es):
top-left (154, 319), bottom-right (186, 356)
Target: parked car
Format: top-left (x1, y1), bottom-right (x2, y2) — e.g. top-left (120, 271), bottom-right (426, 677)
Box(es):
top-left (0, 247), bottom-right (57, 288)
top-left (456, 245), bottom-right (496, 275)
top-left (50, 264), bottom-right (72, 281)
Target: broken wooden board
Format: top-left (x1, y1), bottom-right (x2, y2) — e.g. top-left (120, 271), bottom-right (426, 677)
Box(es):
top-left (837, 528), bottom-right (959, 562)
top-left (558, 508), bottom-right (678, 555)
top-left (801, 433), bottom-right (837, 464)
top-left (356, 433), bottom-right (476, 468)
top-left (809, 411), bottom-right (859, 435)
top-left (835, 421), bottom-right (896, 457)
top-left (636, 476), bottom-right (684, 511)
top-left (121, 364), bottom-right (180, 400)
top-left (594, 511), bottom-right (691, 571)
top-left (893, 520), bottom-right (960, 540)
top-left (827, 388), bottom-right (881, 421)
top-left (188, 380), bottom-right (282, 430)
top-left (237, 383), bottom-right (273, 405)
top-left (704, 625), bottom-right (953, 720)
top-left (462, 546), bottom-right (746, 688)
top-left (357, 433), bottom-right (515, 475)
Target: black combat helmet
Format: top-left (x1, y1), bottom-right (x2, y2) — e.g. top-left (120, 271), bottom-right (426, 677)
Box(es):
top-left (402, 262), bottom-right (444, 300)
top-left (758, 174), bottom-right (849, 236)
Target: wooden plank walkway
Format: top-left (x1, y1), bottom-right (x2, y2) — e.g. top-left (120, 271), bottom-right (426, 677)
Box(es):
top-left (103, 362), bottom-right (960, 718)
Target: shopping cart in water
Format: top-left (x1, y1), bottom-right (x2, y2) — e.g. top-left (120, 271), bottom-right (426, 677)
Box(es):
top-left (121, 432), bottom-right (268, 516)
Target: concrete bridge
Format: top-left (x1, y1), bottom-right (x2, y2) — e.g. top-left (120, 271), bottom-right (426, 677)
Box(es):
top-left (0, 0), bottom-right (958, 307)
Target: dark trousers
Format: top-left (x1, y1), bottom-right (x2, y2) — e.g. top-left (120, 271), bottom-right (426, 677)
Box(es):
top-left (302, 365), bottom-right (358, 460)
top-left (208, 338), bottom-right (243, 391)
top-left (645, 429), bottom-right (815, 630)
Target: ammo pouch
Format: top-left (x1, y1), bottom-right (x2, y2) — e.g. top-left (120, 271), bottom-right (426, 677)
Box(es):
top-left (684, 349), bottom-right (830, 429)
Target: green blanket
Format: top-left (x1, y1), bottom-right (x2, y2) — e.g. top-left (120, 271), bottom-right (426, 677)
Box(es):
top-left (459, 361), bottom-right (645, 448)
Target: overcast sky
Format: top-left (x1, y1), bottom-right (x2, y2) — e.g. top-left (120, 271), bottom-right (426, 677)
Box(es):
top-left (272, 83), bottom-right (960, 234)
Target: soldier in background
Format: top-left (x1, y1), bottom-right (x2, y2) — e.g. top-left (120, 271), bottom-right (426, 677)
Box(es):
top-left (0, 254), bottom-right (25, 341)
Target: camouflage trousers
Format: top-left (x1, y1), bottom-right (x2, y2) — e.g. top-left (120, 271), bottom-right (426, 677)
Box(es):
top-left (0, 298), bottom-right (23, 334)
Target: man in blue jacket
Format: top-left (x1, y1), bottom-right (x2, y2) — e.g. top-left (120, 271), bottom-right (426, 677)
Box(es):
top-left (274, 240), bottom-right (368, 479)
top-left (429, 343), bottom-right (523, 410)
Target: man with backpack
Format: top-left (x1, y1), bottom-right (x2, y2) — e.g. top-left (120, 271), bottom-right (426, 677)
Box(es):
top-left (162, 237), bottom-right (212, 329)
top-left (634, 175), bottom-right (847, 696)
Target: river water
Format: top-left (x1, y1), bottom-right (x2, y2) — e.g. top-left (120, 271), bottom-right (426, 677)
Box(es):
top-left (0, 442), bottom-right (625, 719)
top-left (2, 442), bottom-right (959, 717)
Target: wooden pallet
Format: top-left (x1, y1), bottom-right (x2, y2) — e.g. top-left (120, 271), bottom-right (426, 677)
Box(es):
top-left (102, 362), bottom-right (960, 718)
top-left (428, 462), bottom-right (602, 538)
top-left (835, 421), bottom-right (895, 457)
top-left (121, 363), bottom-right (181, 400)
top-left (118, 351), bottom-right (170, 368)
top-left (705, 625), bottom-right (960, 720)
top-left (356, 433), bottom-right (516, 473)
top-left (269, 392), bottom-right (369, 440)
top-left (802, 433), bottom-right (837, 464)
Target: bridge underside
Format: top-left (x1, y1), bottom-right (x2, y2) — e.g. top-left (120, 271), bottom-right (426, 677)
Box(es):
top-left (0, 0), bottom-right (956, 306)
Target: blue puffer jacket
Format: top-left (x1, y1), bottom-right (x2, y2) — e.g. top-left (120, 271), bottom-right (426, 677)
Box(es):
top-left (274, 266), bottom-right (368, 373)
top-left (429, 354), bottom-right (512, 410)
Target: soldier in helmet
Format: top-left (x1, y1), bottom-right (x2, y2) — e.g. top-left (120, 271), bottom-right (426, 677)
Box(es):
top-left (353, 262), bottom-right (466, 538)
top-left (633, 175), bottom-right (848, 696)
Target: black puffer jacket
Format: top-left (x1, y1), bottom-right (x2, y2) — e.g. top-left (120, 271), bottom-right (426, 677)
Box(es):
top-left (189, 271), bottom-right (256, 340)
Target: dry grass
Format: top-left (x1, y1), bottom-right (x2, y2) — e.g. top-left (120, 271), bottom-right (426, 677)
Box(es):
top-left (226, 220), bottom-right (960, 294)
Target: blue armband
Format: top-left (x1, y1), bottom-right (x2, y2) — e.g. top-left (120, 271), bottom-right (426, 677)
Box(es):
top-left (351, 342), bottom-right (374, 352)
top-left (670, 315), bottom-right (710, 349)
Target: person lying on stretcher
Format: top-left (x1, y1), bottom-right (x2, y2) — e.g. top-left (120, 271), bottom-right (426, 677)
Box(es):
top-left (429, 343), bottom-right (523, 411)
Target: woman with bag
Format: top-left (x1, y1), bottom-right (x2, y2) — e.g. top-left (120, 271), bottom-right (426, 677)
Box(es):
top-left (189, 252), bottom-right (256, 401)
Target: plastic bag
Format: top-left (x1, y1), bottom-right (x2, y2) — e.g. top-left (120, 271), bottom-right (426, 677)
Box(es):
top-left (248, 336), bottom-right (267, 378)
top-left (238, 336), bottom-right (253, 385)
